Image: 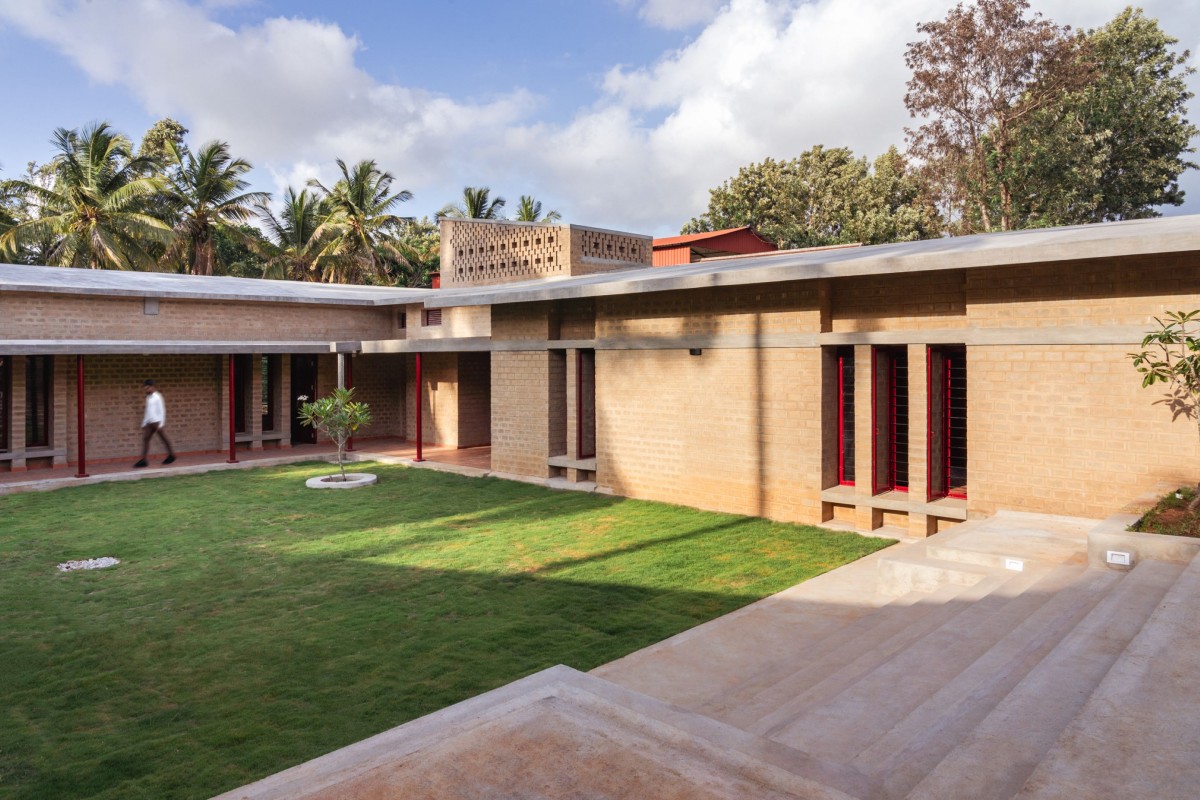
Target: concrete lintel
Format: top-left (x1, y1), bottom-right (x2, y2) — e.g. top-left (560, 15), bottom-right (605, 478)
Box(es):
top-left (820, 325), bottom-right (1149, 347)
top-left (358, 337), bottom-right (494, 354)
top-left (0, 340), bottom-right (335, 355)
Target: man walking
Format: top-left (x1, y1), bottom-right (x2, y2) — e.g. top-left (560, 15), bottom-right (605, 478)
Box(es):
top-left (134, 379), bottom-right (176, 468)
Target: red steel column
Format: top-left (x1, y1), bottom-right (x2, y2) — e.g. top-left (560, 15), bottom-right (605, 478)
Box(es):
top-left (414, 353), bottom-right (424, 462)
top-left (227, 355), bottom-right (238, 463)
top-left (75, 355), bottom-right (89, 478)
top-left (345, 353), bottom-right (355, 452)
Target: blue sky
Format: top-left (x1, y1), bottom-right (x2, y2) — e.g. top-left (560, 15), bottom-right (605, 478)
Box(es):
top-left (2, 0), bottom-right (1198, 236)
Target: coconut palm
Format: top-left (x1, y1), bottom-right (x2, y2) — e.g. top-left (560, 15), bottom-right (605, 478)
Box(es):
top-left (0, 123), bottom-right (173, 269)
top-left (438, 186), bottom-right (506, 220)
top-left (514, 194), bottom-right (561, 223)
top-left (308, 159), bottom-right (413, 283)
top-left (256, 187), bottom-right (329, 281)
top-left (164, 140), bottom-right (269, 276)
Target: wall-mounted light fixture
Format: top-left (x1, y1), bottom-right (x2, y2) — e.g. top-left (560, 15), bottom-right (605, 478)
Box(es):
top-left (688, 348), bottom-right (703, 357)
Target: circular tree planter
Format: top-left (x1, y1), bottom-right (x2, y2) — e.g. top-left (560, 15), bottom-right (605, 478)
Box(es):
top-left (306, 473), bottom-right (378, 489)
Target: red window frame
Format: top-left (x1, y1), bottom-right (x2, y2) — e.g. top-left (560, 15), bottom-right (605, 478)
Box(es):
top-left (927, 345), bottom-right (967, 500)
top-left (836, 347), bottom-right (855, 486)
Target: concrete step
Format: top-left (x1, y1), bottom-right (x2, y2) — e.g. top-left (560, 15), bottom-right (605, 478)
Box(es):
top-left (732, 571), bottom-right (1020, 734)
top-left (1017, 553), bottom-right (1200, 800)
top-left (876, 552), bottom-right (995, 597)
top-left (855, 565), bottom-right (1121, 798)
top-left (907, 559), bottom-right (1186, 800)
top-left (213, 665), bottom-right (866, 800)
top-left (925, 512), bottom-right (1090, 571)
top-left (691, 585), bottom-right (961, 722)
top-left (764, 562), bottom-right (1074, 754)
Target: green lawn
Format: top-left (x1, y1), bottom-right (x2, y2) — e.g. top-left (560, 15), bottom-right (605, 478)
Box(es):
top-left (0, 462), bottom-right (893, 799)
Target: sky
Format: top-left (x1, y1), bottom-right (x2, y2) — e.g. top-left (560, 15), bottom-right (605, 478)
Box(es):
top-left (1, 0), bottom-right (1198, 237)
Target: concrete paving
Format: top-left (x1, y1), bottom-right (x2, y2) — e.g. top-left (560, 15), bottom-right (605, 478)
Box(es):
top-left (207, 507), bottom-right (1200, 799)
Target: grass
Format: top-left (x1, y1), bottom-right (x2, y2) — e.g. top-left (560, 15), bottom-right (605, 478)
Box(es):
top-left (1131, 486), bottom-right (1200, 538)
top-left (0, 462), bottom-right (893, 799)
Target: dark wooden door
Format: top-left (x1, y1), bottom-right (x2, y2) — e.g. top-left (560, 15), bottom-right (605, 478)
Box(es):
top-left (290, 355), bottom-right (318, 444)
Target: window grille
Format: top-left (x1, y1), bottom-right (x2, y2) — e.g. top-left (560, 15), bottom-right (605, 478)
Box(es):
top-left (423, 309), bottom-right (443, 327)
top-left (836, 346), bottom-right (855, 485)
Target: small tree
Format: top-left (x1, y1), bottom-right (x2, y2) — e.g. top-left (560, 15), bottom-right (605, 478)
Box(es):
top-left (297, 387), bottom-right (373, 482)
top-left (1129, 310), bottom-right (1200, 511)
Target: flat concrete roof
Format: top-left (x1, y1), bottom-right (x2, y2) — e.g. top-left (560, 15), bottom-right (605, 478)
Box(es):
top-left (0, 263), bottom-right (430, 306)
top-left (0, 339), bottom-right (338, 355)
top-left (424, 215), bottom-right (1200, 308)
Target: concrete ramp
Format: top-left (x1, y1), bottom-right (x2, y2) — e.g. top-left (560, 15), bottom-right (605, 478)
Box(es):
top-left (212, 666), bottom-right (860, 800)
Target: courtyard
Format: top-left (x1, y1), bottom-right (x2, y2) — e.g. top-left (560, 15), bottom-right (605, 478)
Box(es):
top-left (0, 462), bottom-right (890, 799)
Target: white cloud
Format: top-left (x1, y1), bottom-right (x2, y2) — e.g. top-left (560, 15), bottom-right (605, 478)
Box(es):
top-left (617, 0), bottom-right (728, 30)
top-left (1, 0), bottom-right (1197, 235)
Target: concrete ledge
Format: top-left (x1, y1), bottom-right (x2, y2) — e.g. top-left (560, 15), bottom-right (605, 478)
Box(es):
top-left (820, 486), bottom-right (968, 521)
top-left (547, 455), bottom-right (597, 470)
top-left (1087, 513), bottom-right (1200, 569)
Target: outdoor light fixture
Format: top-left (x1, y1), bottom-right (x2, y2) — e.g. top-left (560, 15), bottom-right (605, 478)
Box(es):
top-left (688, 348), bottom-right (703, 356)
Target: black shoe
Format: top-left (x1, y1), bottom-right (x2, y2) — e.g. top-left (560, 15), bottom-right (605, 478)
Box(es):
top-left (133, 460), bottom-right (148, 468)
top-left (163, 455), bottom-right (176, 465)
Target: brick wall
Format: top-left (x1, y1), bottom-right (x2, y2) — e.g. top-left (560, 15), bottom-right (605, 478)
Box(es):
top-left (0, 292), bottom-right (393, 342)
top-left (969, 344), bottom-right (1199, 518)
top-left (596, 347), bottom-right (824, 523)
top-left (966, 255), bottom-right (1196, 328)
top-left (351, 354), bottom-right (405, 439)
top-left (456, 352), bottom-right (492, 448)
top-left (830, 271), bottom-right (967, 332)
top-left (402, 352), bottom-right (458, 446)
top-left (597, 283), bottom-right (821, 339)
top-left (491, 351), bottom-right (554, 478)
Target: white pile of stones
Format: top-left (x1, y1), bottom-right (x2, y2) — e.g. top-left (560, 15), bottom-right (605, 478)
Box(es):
top-left (57, 557), bottom-right (121, 572)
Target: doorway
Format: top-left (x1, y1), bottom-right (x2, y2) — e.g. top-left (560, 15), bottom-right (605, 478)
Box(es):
top-left (290, 355), bottom-right (317, 444)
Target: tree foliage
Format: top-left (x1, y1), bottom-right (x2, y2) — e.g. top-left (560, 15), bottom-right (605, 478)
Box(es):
top-left (297, 387), bottom-right (373, 482)
top-left (257, 187), bottom-right (329, 281)
top-left (439, 186), bottom-right (505, 220)
top-left (309, 159), bottom-right (413, 284)
top-left (904, 0), bottom-right (1086, 233)
top-left (683, 146), bottom-right (939, 248)
top-left (905, 2), bottom-right (1196, 232)
top-left (1008, 8), bottom-right (1197, 226)
top-left (164, 140), bottom-right (268, 276)
top-left (0, 123), bottom-right (173, 269)
top-left (1129, 310), bottom-right (1200, 511)
top-left (514, 195), bottom-right (561, 223)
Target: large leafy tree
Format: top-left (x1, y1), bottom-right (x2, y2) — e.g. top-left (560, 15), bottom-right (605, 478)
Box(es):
top-left (308, 159), bottom-right (413, 284)
top-left (383, 216), bottom-right (440, 288)
top-left (514, 195), bottom-right (561, 223)
top-left (0, 123), bottom-right (173, 269)
top-left (164, 140), bottom-right (269, 276)
top-left (256, 187), bottom-right (329, 281)
top-left (1008, 8), bottom-right (1197, 226)
top-left (683, 146), bottom-right (939, 248)
top-left (439, 186), bottom-right (505, 219)
top-left (904, 0), bottom-right (1086, 233)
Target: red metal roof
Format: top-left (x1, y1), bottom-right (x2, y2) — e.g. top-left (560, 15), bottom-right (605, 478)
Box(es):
top-left (652, 226), bottom-right (773, 249)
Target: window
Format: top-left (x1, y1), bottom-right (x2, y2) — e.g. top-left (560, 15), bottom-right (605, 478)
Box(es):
top-left (836, 346), bottom-right (855, 485)
top-left (928, 345), bottom-right (968, 500)
top-left (0, 356), bottom-right (10, 452)
top-left (261, 355), bottom-right (280, 433)
top-left (25, 355), bottom-right (52, 448)
top-left (872, 347), bottom-right (908, 494)
top-left (395, 310), bottom-right (407, 330)
top-left (423, 309), bottom-right (443, 327)
top-left (233, 354), bottom-right (253, 434)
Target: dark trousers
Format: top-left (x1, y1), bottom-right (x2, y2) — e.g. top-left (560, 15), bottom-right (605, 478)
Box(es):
top-left (140, 423), bottom-right (175, 460)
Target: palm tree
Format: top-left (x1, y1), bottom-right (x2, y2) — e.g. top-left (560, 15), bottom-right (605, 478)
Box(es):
top-left (256, 187), bottom-right (328, 281)
top-left (0, 123), bottom-right (173, 269)
top-left (514, 194), bottom-right (561, 223)
top-left (438, 186), bottom-right (506, 219)
top-left (309, 159), bottom-right (413, 283)
top-left (164, 140), bottom-right (269, 276)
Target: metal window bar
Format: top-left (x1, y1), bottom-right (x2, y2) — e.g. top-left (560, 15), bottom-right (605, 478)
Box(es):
top-left (947, 349), bottom-right (968, 498)
top-left (837, 347), bottom-right (855, 485)
top-left (890, 351), bottom-right (909, 492)
top-left (0, 356), bottom-right (9, 452)
top-left (25, 355), bottom-right (52, 448)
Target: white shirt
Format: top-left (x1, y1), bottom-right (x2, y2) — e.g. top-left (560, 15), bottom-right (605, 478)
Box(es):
top-left (142, 391), bottom-right (166, 427)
